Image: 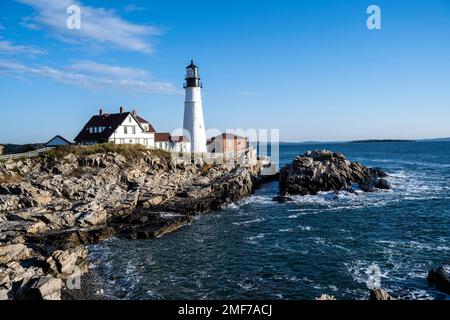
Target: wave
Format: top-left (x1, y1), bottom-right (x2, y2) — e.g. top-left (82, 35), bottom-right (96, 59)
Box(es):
top-left (232, 218), bottom-right (266, 226)
top-left (224, 195), bottom-right (274, 211)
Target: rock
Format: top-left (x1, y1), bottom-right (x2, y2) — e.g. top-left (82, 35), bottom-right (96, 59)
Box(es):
top-left (375, 179), bottom-right (392, 190)
top-left (0, 244), bottom-right (30, 264)
top-left (0, 272), bottom-right (11, 289)
top-left (272, 194), bottom-right (294, 203)
top-left (279, 150), bottom-right (390, 195)
top-left (3, 261), bottom-right (26, 283)
top-left (50, 247), bottom-right (88, 277)
top-left (18, 276), bottom-right (62, 300)
top-left (369, 288), bottom-right (396, 300)
top-left (77, 210), bottom-right (107, 227)
top-left (25, 221), bottom-right (47, 235)
top-left (0, 288), bottom-right (9, 300)
top-left (39, 227), bottom-right (115, 251)
top-left (427, 265), bottom-right (450, 294)
top-left (315, 294), bottom-right (336, 300)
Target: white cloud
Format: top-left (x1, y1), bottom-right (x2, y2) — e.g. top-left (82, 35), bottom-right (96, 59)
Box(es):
top-left (16, 0), bottom-right (161, 53)
top-left (0, 59), bottom-right (181, 95)
top-left (0, 40), bottom-right (45, 56)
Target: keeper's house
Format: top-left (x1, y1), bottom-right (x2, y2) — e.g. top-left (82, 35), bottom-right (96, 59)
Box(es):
top-left (74, 107), bottom-right (156, 147)
top-left (74, 107), bottom-right (190, 152)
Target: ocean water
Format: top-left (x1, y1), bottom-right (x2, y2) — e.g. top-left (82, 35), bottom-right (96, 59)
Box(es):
top-left (89, 141), bottom-right (450, 300)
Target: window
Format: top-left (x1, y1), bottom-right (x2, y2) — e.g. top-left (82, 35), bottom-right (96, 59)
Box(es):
top-left (132, 126), bottom-right (136, 134)
top-left (124, 126), bottom-right (128, 134)
top-left (129, 116), bottom-right (132, 123)
top-left (129, 140), bottom-right (133, 144)
top-left (120, 139), bottom-right (125, 144)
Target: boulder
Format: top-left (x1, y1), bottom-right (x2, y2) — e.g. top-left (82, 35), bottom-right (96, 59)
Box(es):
top-left (369, 288), bottom-right (396, 300)
top-left (50, 247), bottom-right (88, 276)
top-left (272, 194), bottom-right (294, 203)
top-left (25, 221), bottom-right (47, 235)
top-left (315, 294), bottom-right (336, 300)
top-left (18, 276), bottom-right (62, 300)
top-left (0, 244), bottom-right (30, 264)
top-left (375, 179), bottom-right (391, 190)
top-left (279, 150), bottom-right (390, 195)
top-left (77, 210), bottom-right (107, 227)
top-left (427, 265), bottom-right (450, 294)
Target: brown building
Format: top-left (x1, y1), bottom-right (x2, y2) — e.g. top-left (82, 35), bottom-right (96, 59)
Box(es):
top-left (207, 133), bottom-right (249, 154)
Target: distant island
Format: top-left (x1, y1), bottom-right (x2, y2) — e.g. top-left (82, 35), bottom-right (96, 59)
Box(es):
top-left (350, 139), bottom-right (416, 143)
top-left (422, 137), bottom-right (450, 142)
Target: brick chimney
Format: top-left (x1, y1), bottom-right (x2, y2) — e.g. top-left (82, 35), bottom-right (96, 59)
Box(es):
top-left (119, 106), bottom-right (124, 113)
top-left (99, 108), bottom-right (103, 116)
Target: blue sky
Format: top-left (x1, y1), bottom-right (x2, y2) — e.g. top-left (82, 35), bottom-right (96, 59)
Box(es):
top-left (1, 0), bottom-right (449, 143)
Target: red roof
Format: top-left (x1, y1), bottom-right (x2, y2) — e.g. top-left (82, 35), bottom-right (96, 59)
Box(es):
top-left (135, 115), bottom-right (156, 132)
top-left (207, 133), bottom-right (247, 144)
top-left (154, 132), bottom-right (171, 142)
top-left (171, 136), bottom-right (190, 142)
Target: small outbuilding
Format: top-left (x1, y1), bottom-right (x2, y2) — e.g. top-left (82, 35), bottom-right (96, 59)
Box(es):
top-left (207, 133), bottom-right (249, 154)
top-left (44, 135), bottom-right (72, 148)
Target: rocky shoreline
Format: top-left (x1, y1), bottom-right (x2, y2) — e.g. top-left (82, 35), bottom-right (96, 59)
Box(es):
top-left (2, 146), bottom-right (449, 300)
top-left (0, 145), bottom-right (275, 300)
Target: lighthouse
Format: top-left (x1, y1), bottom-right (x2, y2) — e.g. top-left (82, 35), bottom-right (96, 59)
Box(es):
top-left (183, 60), bottom-right (207, 153)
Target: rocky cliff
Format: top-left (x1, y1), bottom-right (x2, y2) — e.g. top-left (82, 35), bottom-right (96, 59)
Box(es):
top-left (0, 145), bottom-right (269, 300)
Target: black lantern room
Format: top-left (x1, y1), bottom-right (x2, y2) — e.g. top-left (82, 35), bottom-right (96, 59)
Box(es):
top-left (184, 60), bottom-right (202, 88)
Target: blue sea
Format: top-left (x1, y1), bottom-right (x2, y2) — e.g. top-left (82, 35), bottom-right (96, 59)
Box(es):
top-left (89, 141), bottom-right (450, 300)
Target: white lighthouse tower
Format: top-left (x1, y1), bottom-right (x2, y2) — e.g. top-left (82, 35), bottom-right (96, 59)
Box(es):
top-left (183, 60), bottom-right (207, 153)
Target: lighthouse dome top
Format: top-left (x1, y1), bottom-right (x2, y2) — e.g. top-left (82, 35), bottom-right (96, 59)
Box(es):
top-left (187, 60), bottom-right (198, 69)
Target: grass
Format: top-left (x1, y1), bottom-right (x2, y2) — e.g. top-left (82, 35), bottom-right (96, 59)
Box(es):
top-left (44, 143), bottom-right (171, 161)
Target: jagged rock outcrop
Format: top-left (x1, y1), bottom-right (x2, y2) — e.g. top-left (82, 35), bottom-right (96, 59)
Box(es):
top-left (279, 150), bottom-right (390, 196)
top-left (427, 265), bottom-right (450, 294)
top-left (369, 288), bottom-right (396, 300)
top-left (315, 294), bottom-right (336, 300)
top-left (0, 146), bottom-right (270, 300)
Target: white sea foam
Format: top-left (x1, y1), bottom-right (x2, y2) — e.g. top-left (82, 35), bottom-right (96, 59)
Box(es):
top-left (233, 218), bottom-right (265, 226)
top-left (246, 233), bottom-right (265, 241)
